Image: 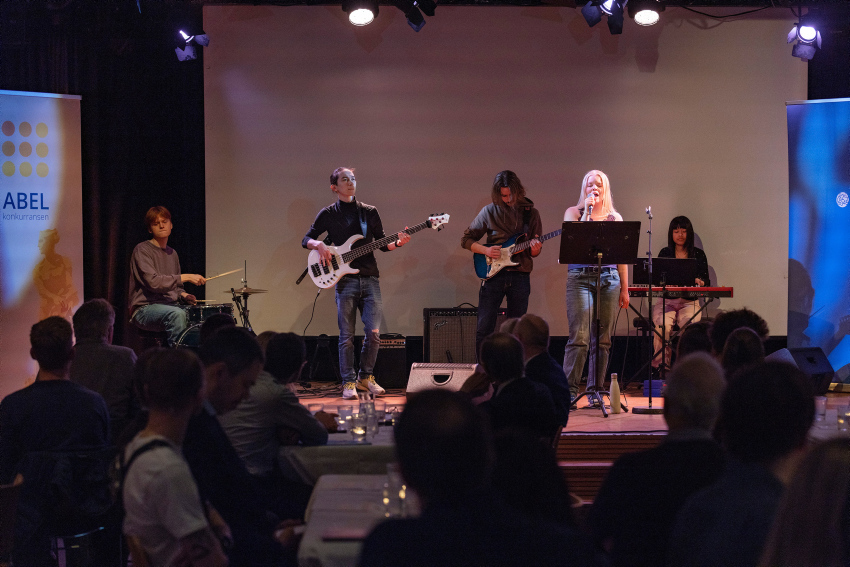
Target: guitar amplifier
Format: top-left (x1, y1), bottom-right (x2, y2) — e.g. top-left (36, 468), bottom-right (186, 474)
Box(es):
top-left (423, 308), bottom-right (507, 363)
top-left (373, 334), bottom-right (408, 389)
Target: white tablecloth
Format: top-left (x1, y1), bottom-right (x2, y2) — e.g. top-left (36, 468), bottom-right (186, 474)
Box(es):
top-left (280, 427), bottom-right (396, 485)
top-left (297, 474), bottom-right (389, 567)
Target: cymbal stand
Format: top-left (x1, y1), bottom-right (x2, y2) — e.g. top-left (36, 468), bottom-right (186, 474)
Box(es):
top-left (231, 263), bottom-right (253, 331)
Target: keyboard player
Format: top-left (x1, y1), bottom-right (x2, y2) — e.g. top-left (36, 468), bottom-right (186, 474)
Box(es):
top-left (652, 216), bottom-right (710, 372)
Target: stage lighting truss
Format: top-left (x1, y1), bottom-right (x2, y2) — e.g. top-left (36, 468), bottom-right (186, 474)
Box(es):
top-left (787, 19), bottom-right (821, 62)
top-left (175, 29), bottom-right (210, 62)
top-left (581, 0), bottom-right (626, 35)
top-left (627, 0), bottom-right (664, 26)
top-left (343, 0), bottom-right (380, 26)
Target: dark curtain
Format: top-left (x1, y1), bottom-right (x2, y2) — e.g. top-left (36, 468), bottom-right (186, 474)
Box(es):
top-left (0, 0), bottom-right (206, 346)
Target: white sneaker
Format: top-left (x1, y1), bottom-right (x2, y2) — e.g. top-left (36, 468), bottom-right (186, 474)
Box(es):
top-left (342, 382), bottom-right (357, 400)
top-left (357, 374), bottom-right (386, 396)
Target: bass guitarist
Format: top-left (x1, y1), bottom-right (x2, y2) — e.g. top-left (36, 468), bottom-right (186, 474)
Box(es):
top-left (303, 167), bottom-right (410, 400)
top-left (461, 170), bottom-right (542, 360)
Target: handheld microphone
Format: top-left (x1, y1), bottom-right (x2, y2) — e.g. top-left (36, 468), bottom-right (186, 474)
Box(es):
top-left (588, 203), bottom-right (593, 218)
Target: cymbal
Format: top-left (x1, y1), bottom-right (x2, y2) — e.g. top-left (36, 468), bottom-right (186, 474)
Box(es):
top-left (226, 287), bottom-right (268, 295)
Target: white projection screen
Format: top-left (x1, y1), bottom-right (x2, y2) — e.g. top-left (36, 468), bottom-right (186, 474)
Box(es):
top-left (203, 6), bottom-right (805, 339)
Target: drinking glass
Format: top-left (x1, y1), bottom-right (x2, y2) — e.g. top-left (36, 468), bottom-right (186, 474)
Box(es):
top-left (383, 463), bottom-right (407, 518)
top-left (308, 403), bottom-right (324, 415)
top-left (349, 413), bottom-right (367, 443)
top-left (814, 396), bottom-right (827, 422)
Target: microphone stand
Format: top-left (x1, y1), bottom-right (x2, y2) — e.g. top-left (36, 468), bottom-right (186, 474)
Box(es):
top-left (633, 206), bottom-right (663, 415)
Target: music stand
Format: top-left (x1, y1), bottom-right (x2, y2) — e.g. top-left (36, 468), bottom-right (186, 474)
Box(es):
top-left (559, 221), bottom-right (641, 417)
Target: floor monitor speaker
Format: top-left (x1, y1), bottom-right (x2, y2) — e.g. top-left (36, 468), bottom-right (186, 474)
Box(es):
top-left (406, 363), bottom-right (478, 396)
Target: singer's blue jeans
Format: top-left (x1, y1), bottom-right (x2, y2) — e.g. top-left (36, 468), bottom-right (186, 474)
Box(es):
top-left (336, 275), bottom-right (383, 385)
top-left (562, 268), bottom-right (620, 396)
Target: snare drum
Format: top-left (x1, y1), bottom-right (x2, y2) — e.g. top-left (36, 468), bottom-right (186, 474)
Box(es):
top-left (185, 303), bottom-right (234, 324)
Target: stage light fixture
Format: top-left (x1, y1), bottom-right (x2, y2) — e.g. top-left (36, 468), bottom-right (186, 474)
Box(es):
top-left (396, 0), bottom-right (426, 32)
top-left (343, 0), bottom-right (379, 26)
top-left (628, 0), bottom-right (664, 26)
top-left (605, 0), bottom-right (625, 35)
top-left (175, 29), bottom-right (210, 61)
top-left (581, 0), bottom-right (625, 34)
top-left (581, 1), bottom-right (603, 28)
top-left (787, 17), bottom-right (821, 62)
top-left (417, 0), bottom-right (437, 18)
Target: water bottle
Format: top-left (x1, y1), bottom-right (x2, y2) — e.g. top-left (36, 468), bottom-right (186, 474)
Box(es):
top-left (610, 373), bottom-right (622, 414)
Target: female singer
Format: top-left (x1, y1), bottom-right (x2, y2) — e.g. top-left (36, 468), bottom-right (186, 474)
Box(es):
top-left (562, 170), bottom-right (629, 401)
top-left (652, 215), bottom-right (710, 371)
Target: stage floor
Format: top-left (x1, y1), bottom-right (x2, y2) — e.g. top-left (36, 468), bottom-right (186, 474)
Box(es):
top-left (294, 381), bottom-right (669, 435)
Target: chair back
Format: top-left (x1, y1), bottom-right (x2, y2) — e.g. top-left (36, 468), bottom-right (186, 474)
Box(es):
top-left (0, 474), bottom-right (23, 563)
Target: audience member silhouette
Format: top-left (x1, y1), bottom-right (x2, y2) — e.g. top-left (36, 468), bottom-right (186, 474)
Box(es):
top-left (667, 361), bottom-right (815, 567)
top-left (675, 319), bottom-right (713, 360)
top-left (709, 307), bottom-right (769, 356)
top-left (514, 313), bottom-right (571, 426)
top-left (183, 326), bottom-right (295, 566)
top-left (71, 298), bottom-right (139, 441)
top-left (720, 326), bottom-right (765, 380)
top-left (590, 352), bottom-right (726, 566)
top-left (0, 317), bottom-right (111, 566)
top-left (757, 437), bottom-right (850, 567)
top-left (359, 389), bottom-right (597, 567)
top-left (478, 332), bottom-right (559, 438)
top-left (122, 348), bottom-right (228, 567)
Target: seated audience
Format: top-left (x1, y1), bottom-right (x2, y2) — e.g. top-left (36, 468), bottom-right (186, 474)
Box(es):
top-left (757, 437), bottom-right (850, 567)
top-left (709, 307), bottom-right (769, 357)
top-left (122, 348), bottom-right (228, 567)
top-left (199, 312), bottom-right (237, 345)
top-left (667, 361), bottom-right (815, 567)
top-left (219, 332), bottom-right (327, 516)
top-left (478, 332), bottom-right (558, 438)
top-left (675, 319), bottom-right (713, 360)
top-left (184, 326), bottom-right (296, 566)
top-left (71, 298), bottom-right (139, 441)
top-left (457, 364), bottom-right (494, 405)
top-left (514, 313), bottom-right (571, 426)
top-left (589, 352), bottom-right (726, 566)
top-left (0, 317), bottom-right (111, 566)
top-left (499, 317), bottom-right (521, 334)
top-left (720, 326), bottom-right (765, 380)
top-left (492, 428), bottom-right (577, 528)
top-left (359, 389), bottom-right (597, 567)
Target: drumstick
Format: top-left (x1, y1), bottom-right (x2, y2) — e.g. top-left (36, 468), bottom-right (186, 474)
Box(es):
top-left (205, 268), bottom-right (241, 281)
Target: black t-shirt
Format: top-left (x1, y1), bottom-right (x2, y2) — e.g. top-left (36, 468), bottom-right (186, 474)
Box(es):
top-left (302, 199), bottom-right (390, 278)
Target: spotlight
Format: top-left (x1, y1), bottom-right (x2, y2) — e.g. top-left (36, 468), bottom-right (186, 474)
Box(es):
top-left (581, 0), bottom-right (626, 34)
top-left (175, 29), bottom-right (209, 61)
top-left (787, 18), bottom-right (821, 62)
top-left (605, 0), bottom-right (625, 35)
top-left (417, 0), bottom-right (437, 18)
top-left (396, 0), bottom-right (426, 32)
top-left (581, 1), bottom-right (603, 28)
top-left (343, 0), bottom-right (379, 26)
top-left (628, 0), bottom-right (664, 26)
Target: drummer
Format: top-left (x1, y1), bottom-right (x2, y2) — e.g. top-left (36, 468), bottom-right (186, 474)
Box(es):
top-left (128, 206), bottom-right (206, 346)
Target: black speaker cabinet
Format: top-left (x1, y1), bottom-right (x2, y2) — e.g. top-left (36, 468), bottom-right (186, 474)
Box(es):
top-left (788, 347), bottom-right (835, 396)
top-left (373, 334), bottom-right (408, 389)
top-left (423, 308), bottom-right (507, 363)
top-left (406, 363), bottom-right (479, 396)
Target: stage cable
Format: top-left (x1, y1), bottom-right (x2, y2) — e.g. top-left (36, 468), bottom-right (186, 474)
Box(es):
top-left (302, 288), bottom-right (322, 336)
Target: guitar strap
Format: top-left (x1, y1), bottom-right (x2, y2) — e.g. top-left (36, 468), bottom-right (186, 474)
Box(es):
top-left (521, 204), bottom-right (532, 236)
top-left (357, 200), bottom-right (368, 238)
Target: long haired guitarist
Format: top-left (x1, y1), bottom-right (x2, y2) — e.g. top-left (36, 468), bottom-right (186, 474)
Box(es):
top-left (461, 170), bottom-right (542, 360)
top-left (302, 167), bottom-right (410, 400)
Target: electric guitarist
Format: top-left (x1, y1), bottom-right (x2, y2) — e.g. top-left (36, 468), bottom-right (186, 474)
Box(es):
top-left (461, 170), bottom-right (542, 360)
top-left (302, 167), bottom-right (411, 400)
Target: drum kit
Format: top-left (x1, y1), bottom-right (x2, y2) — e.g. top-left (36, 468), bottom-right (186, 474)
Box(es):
top-left (176, 263), bottom-right (267, 347)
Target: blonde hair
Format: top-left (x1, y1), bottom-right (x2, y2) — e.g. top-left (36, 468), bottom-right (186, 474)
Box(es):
top-left (575, 170), bottom-right (617, 217)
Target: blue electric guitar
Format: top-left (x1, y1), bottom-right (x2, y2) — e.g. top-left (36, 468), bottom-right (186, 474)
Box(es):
top-left (473, 228), bottom-right (563, 280)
